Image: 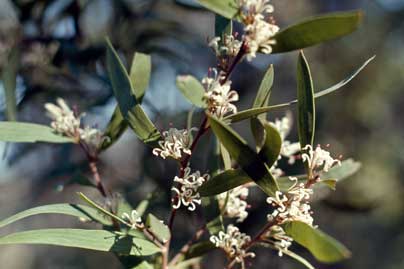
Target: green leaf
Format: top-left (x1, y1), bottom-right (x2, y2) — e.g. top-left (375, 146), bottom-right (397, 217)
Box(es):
top-left (185, 241), bottom-right (217, 260)
top-left (176, 75), bottom-right (206, 108)
top-left (250, 117), bottom-right (266, 150)
top-left (297, 51), bottom-right (315, 148)
top-left (198, 0), bottom-right (238, 19)
top-left (283, 221), bottom-right (351, 263)
top-left (145, 214), bottom-right (170, 243)
top-left (0, 122), bottom-right (75, 143)
top-left (258, 122), bottom-right (282, 167)
top-left (130, 52), bottom-right (151, 103)
top-left (0, 204), bottom-right (112, 228)
top-left (199, 169), bottom-right (250, 197)
top-left (105, 38), bottom-right (161, 147)
top-left (1, 46), bottom-right (19, 121)
top-left (99, 106), bottom-right (128, 151)
top-left (253, 65), bottom-right (274, 110)
top-left (215, 15), bottom-right (232, 38)
top-left (208, 116), bottom-right (279, 196)
top-left (0, 229), bottom-right (160, 256)
top-left (131, 261), bottom-right (153, 269)
top-left (272, 11), bottom-right (363, 53)
top-left (227, 56), bottom-right (375, 123)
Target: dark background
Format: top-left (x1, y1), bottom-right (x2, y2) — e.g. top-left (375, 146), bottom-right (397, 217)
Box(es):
top-left (0, 0), bottom-right (403, 268)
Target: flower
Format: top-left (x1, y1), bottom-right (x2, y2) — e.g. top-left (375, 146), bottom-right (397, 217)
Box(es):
top-left (210, 225), bottom-right (255, 265)
top-left (266, 225), bottom-right (293, 257)
top-left (237, 0), bottom-right (279, 61)
top-left (202, 69), bottom-right (239, 118)
top-left (122, 210), bottom-right (143, 229)
top-left (267, 177), bottom-right (314, 227)
top-left (45, 98), bottom-right (81, 137)
top-left (302, 145), bottom-right (342, 173)
top-left (209, 34), bottom-right (242, 57)
top-left (152, 128), bottom-right (193, 160)
top-left (218, 186), bottom-right (249, 222)
top-left (80, 126), bottom-right (105, 149)
top-left (171, 167), bottom-right (209, 211)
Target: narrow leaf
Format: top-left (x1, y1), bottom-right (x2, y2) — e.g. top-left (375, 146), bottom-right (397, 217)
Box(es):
top-left (297, 51), bottom-right (315, 148)
top-left (283, 221), bottom-right (351, 263)
top-left (130, 52), bottom-right (151, 102)
top-left (202, 197), bottom-right (224, 235)
top-left (199, 169), bottom-right (250, 197)
top-left (0, 229), bottom-right (160, 256)
top-left (272, 11), bottom-right (363, 53)
top-left (283, 249), bottom-right (316, 269)
top-left (105, 39), bottom-right (161, 147)
top-left (0, 122), bottom-right (74, 143)
top-left (321, 158), bottom-right (361, 182)
top-left (208, 116), bottom-right (279, 196)
top-left (253, 65), bottom-right (274, 110)
top-left (145, 214), bottom-right (170, 243)
top-left (198, 0), bottom-right (238, 19)
top-left (227, 56), bottom-right (374, 123)
top-left (258, 122), bottom-right (282, 167)
top-left (99, 106), bottom-right (127, 151)
top-left (176, 75), bottom-right (206, 108)
top-left (0, 204), bottom-right (112, 228)
top-left (185, 241), bottom-right (217, 260)
top-left (215, 15), bottom-right (232, 38)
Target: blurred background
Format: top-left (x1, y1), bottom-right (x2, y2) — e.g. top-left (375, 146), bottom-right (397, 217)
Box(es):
top-left (0, 0), bottom-right (403, 268)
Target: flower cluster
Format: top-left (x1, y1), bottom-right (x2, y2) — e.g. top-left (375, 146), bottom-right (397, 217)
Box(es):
top-left (171, 167), bottom-right (209, 211)
top-left (302, 144), bottom-right (342, 173)
top-left (218, 185), bottom-right (250, 223)
top-left (209, 34), bottom-right (242, 58)
top-left (45, 98), bottom-right (104, 149)
top-left (122, 210), bottom-right (143, 229)
top-left (152, 128), bottom-right (193, 160)
top-left (237, 0), bottom-right (280, 60)
top-left (266, 225), bottom-right (293, 257)
top-left (202, 69), bottom-right (239, 118)
top-left (210, 225), bottom-right (255, 265)
top-left (267, 177), bottom-right (314, 226)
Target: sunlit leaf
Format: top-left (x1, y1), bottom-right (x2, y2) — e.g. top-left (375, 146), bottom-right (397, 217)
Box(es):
top-left (145, 214), bottom-right (170, 243)
top-left (322, 158), bottom-right (361, 181)
top-left (0, 122), bottom-right (74, 143)
top-left (208, 116), bottom-right (279, 196)
top-left (176, 75), bottom-right (206, 108)
top-left (130, 52), bottom-right (151, 102)
top-left (0, 204), bottom-right (112, 228)
top-left (283, 221), bottom-right (351, 263)
top-left (272, 11), bottom-right (363, 53)
top-left (297, 51), bottom-right (315, 148)
top-left (253, 65), bottom-right (274, 111)
top-left (0, 229), bottom-right (160, 256)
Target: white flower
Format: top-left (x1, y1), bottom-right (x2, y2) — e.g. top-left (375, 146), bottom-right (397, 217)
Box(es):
top-left (171, 167), bottom-right (209, 211)
top-left (45, 98), bottom-right (81, 137)
top-left (302, 145), bottom-right (342, 173)
top-left (152, 128), bottom-right (193, 160)
top-left (218, 186), bottom-right (249, 223)
top-left (202, 69), bottom-right (239, 118)
top-left (79, 126), bottom-right (105, 148)
top-left (209, 34), bottom-right (242, 57)
top-left (237, 0), bottom-right (279, 61)
top-left (210, 225), bottom-right (255, 265)
top-left (244, 18), bottom-right (279, 61)
top-left (267, 177), bottom-right (314, 226)
top-left (266, 225), bottom-right (293, 257)
top-left (122, 210), bottom-right (143, 229)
